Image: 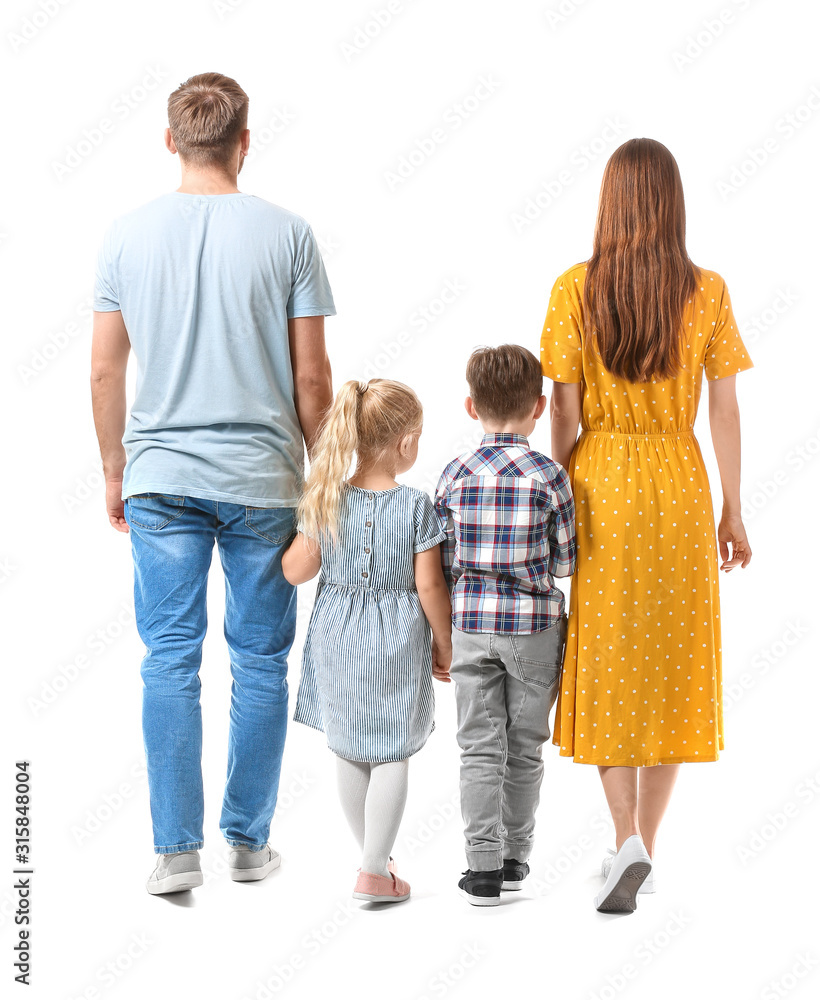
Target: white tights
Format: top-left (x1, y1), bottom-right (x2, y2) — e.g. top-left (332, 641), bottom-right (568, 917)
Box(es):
top-left (336, 757), bottom-right (409, 877)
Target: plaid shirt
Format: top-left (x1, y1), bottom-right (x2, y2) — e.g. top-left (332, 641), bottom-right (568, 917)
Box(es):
top-left (435, 433), bottom-right (576, 634)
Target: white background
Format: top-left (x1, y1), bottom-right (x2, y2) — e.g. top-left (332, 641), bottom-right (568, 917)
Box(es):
top-left (3, 1), bottom-right (819, 998)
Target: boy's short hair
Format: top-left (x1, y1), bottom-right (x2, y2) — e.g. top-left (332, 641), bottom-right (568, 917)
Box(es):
top-left (466, 344), bottom-right (544, 422)
top-left (167, 72), bottom-right (248, 168)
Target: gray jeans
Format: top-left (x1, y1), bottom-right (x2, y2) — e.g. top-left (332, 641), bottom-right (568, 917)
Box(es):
top-left (450, 615), bottom-right (566, 871)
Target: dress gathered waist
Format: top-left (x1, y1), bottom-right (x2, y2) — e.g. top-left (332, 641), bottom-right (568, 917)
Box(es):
top-left (321, 582), bottom-right (416, 594)
top-left (581, 429), bottom-right (695, 439)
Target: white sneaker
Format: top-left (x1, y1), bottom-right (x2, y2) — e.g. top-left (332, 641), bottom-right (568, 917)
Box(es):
top-left (602, 847), bottom-right (655, 893)
top-left (146, 850), bottom-right (203, 895)
top-left (594, 835), bottom-right (651, 913)
top-left (228, 844), bottom-right (281, 882)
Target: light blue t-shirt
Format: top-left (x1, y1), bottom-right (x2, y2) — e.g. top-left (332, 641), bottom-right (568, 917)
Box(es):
top-left (93, 192), bottom-right (336, 506)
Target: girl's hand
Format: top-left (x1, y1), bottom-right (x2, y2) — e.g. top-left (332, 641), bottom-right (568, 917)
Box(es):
top-left (432, 638), bottom-right (452, 683)
top-left (281, 531), bottom-right (322, 585)
top-left (718, 510), bottom-right (752, 571)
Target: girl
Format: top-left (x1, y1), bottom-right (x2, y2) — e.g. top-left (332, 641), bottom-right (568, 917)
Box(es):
top-left (540, 138), bottom-right (753, 913)
top-left (282, 378), bottom-right (452, 903)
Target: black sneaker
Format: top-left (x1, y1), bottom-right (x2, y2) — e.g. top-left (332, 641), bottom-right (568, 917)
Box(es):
top-left (502, 858), bottom-right (530, 891)
top-left (458, 868), bottom-right (503, 906)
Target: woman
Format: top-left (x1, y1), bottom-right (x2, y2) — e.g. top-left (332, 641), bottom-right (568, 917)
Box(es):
top-left (540, 138), bottom-right (752, 913)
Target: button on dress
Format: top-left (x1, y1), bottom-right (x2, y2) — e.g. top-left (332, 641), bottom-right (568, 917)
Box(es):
top-left (294, 484), bottom-right (447, 762)
top-left (540, 264), bottom-right (753, 766)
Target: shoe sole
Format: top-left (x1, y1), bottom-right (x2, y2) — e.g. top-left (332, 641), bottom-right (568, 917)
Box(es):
top-left (603, 864), bottom-right (655, 895)
top-left (459, 888), bottom-right (500, 907)
top-left (501, 879), bottom-right (525, 891)
top-left (147, 871), bottom-right (203, 895)
top-left (229, 855), bottom-right (281, 882)
top-left (352, 891), bottom-right (410, 903)
top-left (595, 862), bottom-right (651, 913)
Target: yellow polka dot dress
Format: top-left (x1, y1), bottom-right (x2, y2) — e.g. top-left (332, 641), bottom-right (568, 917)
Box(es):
top-left (540, 263), bottom-right (752, 766)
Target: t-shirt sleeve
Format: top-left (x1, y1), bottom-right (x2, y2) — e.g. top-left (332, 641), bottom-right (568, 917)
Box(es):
top-left (287, 225), bottom-right (337, 319)
top-left (413, 491), bottom-right (447, 553)
top-left (540, 269), bottom-right (584, 383)
top-left (704, 277), bottom-right (753, 380)
top-left (93, 223), bottom-right (120, 312)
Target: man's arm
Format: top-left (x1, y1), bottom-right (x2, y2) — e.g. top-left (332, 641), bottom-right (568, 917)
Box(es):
top-left (288, 316), bottom-right (333, 457)
top-left (91, 309), bottom-right (131, 532)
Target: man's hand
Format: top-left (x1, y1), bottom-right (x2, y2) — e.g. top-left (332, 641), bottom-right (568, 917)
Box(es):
top-left (106, 477), bottom-right (128, 533)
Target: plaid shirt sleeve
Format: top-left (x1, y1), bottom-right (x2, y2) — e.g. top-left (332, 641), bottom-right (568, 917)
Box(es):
top-left (547, 465), bottom-right (576, 578)
top-left (434, 469), bottom-right (456, 591)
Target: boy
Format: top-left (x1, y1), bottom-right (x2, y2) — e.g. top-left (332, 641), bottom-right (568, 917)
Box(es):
top-left (435, 345), bottom-right (576, 905)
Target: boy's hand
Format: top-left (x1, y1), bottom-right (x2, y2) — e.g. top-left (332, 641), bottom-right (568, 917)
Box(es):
top-left (432, 638), bottom-right (452, 683)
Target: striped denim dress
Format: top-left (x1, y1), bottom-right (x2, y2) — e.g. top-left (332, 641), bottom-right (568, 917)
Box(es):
top-left (294, 484), bottom-right (447, 762)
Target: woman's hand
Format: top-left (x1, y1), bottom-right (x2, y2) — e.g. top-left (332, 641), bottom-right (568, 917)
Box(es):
top-left (718, 510), bottom-right (751, 571)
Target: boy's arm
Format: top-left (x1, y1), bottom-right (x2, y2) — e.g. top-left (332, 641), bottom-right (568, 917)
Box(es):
top-left (282, 532), bottom-right (322, 585)
top-left (414, 545), bottom-right (452, 682)
top-left (547, 466), bottom-right (576, 578)
top-left (434, 473), bottom-right (456, 590)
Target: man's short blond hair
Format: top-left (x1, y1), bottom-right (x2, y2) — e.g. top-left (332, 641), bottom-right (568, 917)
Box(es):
top-left (167, 72), bottom-right (249, 168)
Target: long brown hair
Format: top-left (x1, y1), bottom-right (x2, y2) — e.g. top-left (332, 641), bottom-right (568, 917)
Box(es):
top-left (584, 138), bottom-right (700, 382)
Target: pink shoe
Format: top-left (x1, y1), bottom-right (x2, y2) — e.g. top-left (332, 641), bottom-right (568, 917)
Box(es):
top-left (353, 869), bottom-right (410, 902)
top-left (387, 857), bottom-right (397, 875)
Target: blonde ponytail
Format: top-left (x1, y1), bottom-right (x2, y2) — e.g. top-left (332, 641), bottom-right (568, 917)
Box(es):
top-left (298, 381), bottom-right (363, 541)
top-left (298, 378), bottom-right (423, 541)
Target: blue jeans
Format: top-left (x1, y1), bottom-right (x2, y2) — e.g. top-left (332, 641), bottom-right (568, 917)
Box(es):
top-left (123, 493), bottom-right (297, 854)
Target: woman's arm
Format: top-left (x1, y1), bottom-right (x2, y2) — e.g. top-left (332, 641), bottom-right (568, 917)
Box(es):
top-left (708, 375), bottom-right (752, 571)
top-left (282, 532), bottom-right (322, 585)
top-left (549, 381), bottom-right (583, 472)
top-left (414, 545), bottom-right (452, 682)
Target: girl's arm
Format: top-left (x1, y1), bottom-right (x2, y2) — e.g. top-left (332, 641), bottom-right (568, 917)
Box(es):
top-left (282, 532), bottom-right (322, 585)
top-left (550, 382), bottom-right (583, 472)
top-left (708, 375), bottom-right (752, 571)
top-left (414, 545), bottom-right (452, 683)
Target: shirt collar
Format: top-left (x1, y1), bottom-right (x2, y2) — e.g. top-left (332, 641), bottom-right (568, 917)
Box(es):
top-left (480, 432), bottom-right (529, 448)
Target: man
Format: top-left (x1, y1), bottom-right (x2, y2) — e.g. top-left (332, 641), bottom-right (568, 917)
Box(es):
top-left (90, 72), bottom-right (335, 894)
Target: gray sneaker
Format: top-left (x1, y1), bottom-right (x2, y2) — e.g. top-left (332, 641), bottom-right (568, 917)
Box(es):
top-left (146, 850), bottom-right (203, 895)
top-left (228, 844), bottom-right (281, 882)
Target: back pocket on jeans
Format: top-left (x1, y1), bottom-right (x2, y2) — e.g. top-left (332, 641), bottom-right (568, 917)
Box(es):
top-left (125, 494), bottom-right (185, 530)
top-left (509, 616), bottom-right (566, 688)
top-left (244, 506), bottom-right (297, 544)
